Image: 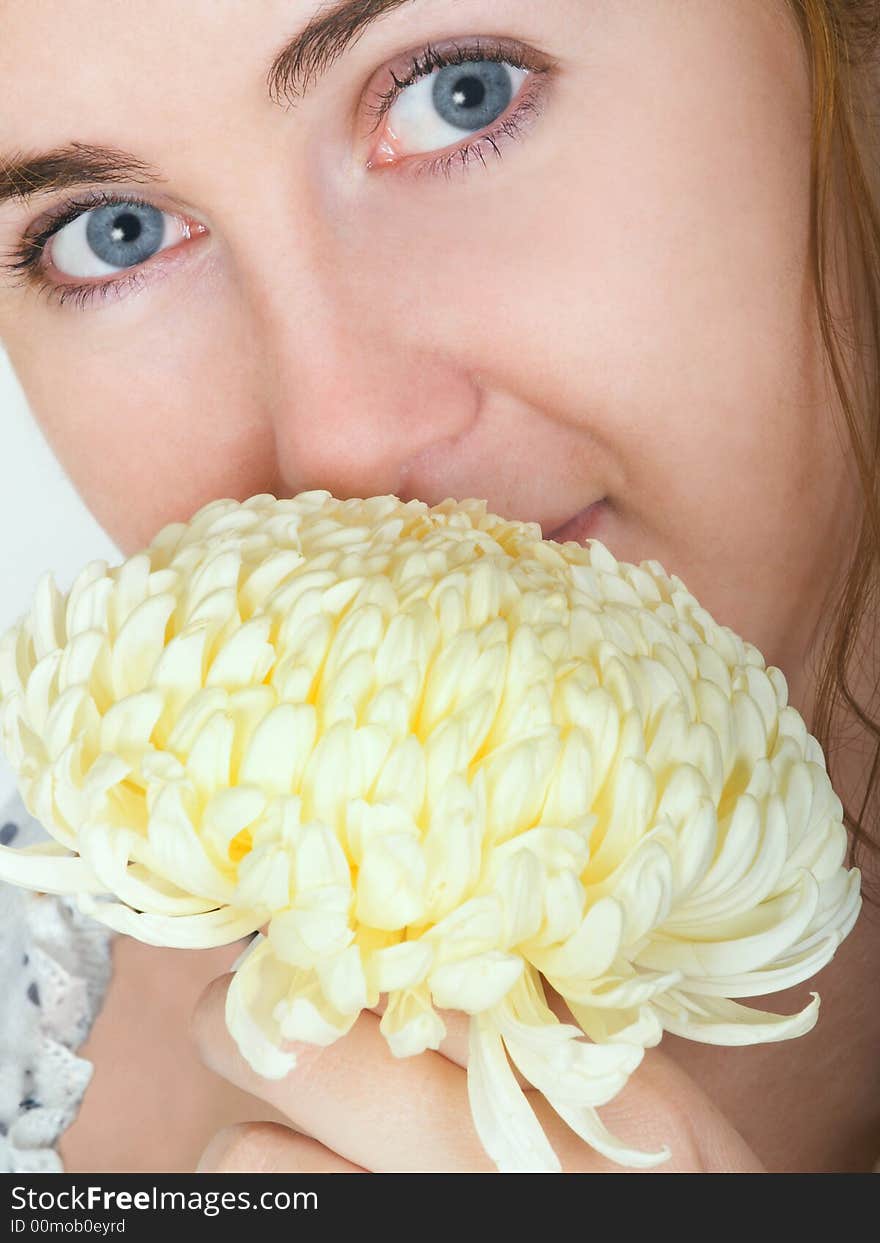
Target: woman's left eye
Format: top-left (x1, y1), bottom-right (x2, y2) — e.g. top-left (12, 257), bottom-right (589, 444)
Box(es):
top-left (366, 44), bottom-right (547, 170)
top-left (377, 61), bottom-right (529, 161)
top-left (49, 202), bottom-right (189, 280)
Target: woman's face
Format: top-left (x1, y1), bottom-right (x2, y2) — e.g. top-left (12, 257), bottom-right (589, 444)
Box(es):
top-left (0, 0), bottom-right (861, 707)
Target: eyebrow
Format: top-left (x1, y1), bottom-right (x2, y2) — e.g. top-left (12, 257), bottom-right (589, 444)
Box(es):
top-left (0, 0), bottom-right (415, 208)
top-left (0, 142), bottom-right (163, 209)
top-left (267, 0), bottom-right (416, 108)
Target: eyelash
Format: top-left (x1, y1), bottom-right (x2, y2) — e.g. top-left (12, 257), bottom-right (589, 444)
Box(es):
top-left (0, 188), bottom-right (157, 309)
top-left (366, 37), bottom-right (549, 178)
top-left (2, 38), bottom-right (550, 310)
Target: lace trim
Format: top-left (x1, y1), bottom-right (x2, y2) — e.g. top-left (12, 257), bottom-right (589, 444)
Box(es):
top-left (0, 790), bottom-right (115, 1173)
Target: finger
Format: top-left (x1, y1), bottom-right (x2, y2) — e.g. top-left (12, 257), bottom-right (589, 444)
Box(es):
top-left (251, 934), bottom-right (588, 1093)
top-left (573, 1046), bottom-right (766, 1172)
top-left (192, 973), bottom-right (764, 1173)
top-left (366, 996), bottom-right (507, 1078)
top-left (191, 972), bottom-right (497, 1172)
top-left (196, 1121), bottom-right (365, 1173)
top-left (398, 988), bottom-right (763, 1171)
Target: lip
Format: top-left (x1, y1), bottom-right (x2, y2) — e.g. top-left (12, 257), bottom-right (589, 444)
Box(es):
top-left (544, 499), bottom-right (606, 545)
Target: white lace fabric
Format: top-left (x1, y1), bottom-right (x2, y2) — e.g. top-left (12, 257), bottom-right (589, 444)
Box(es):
top-left (0, 790), bottom-right (115, 1173)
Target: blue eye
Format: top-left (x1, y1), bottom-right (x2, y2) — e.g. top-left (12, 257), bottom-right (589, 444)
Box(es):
top-left (83, 202), bottom-right (166, 268)
top-left (431, 61), bottom-right (515, 132)
top-left (384, 60), bottom-right (529, 158)
top-left (50, 200), bottom-right (186, 278)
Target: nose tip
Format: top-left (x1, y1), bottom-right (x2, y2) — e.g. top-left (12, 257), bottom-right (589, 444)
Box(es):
top-left (247, 242), bottom-right (490, 512)
top-left (395, 432), bottom-right (473, 509)
top-left (271, 358), bottom-right (482, 511)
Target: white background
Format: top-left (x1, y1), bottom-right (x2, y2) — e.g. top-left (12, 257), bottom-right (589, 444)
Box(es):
top-left (0, 345), bottom-right (120, 806)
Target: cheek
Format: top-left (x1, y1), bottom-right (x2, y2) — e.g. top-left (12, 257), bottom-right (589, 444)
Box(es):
top-left (8, 293), bottom-right (280, 556)
top-left (357, 44), bottom-right (851, 667)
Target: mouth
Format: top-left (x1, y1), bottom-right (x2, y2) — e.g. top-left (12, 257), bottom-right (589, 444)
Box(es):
top-left (543, 499), bottom-right (607, 545)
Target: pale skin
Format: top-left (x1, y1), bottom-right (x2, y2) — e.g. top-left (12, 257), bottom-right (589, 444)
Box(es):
top-left (1, 0), bottom-right (878, 1172)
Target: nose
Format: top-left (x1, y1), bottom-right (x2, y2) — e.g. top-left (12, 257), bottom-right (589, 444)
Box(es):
top-left (258, 291), bottom-right (482, 508)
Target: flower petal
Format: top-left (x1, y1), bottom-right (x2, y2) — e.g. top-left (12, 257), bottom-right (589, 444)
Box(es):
top-left (367, 939), bottom-right (434, 994)
top-left (226, 936), bottom-right (299, 1078)
top-left (0, 839), bottom-right (106, 895)
top-left (380, 983), bottom-right (447, 1056)
top-left (75, 892), bottom-right (261, 947)
top-left (467, 1011), bottom-right (561, 1173)
top-left (655, 989), bottom-right (820, 1044)
top-left (638, 871), bottom-right (820, 977)
top-left (429, 952), bottom-right (523, 1013)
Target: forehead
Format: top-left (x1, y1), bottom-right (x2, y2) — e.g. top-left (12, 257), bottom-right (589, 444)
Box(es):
top-left (0, 1), bottom-right (804, 141)
top-left (0, 0), bottom-right (810, 207)
top-left (0, 0), bottom-right (311, 150)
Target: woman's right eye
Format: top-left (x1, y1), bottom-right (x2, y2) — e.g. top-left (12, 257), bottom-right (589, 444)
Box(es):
top-left (48, 200), bottom-right (191, 279)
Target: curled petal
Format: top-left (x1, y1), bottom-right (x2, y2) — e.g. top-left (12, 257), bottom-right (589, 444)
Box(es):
top-left (638, 872), bottom-right (820, 978)
top-left (529, 897), bottom-right (624, 981)
top-left (678, 929), bottom-right (846, 998)
top-left (558, 965), bottom-right (682, 1009)
top-left (226, 935), bottom-right (299, 1078)
top-left (467, 1011), bottom-right (561, 1173)
top-left (274, 977), bottom-right (359, 1046)
top-left (76, 891), bottom-right (262, 947)
top-left (268, 887), bottom-right (354, 966)
top-left (231, 845), bottom-right (292, 912)
top-left (655, 990), bottom-right (820, 1044)
top-left (146, 783), bottom-right (237, 902)
top-left (380, 983), bottom-right (447, 1056)
top-left (79, 823), bottom-right (219, 915)
top-left (546, 1096), bottom-right (670, 1170)
top-left (367, 939), bottom-right (434, 994)
top-left (429, 951), bottom-right (523, 1013)
top-left (0, 839), bottom-right (105, 895)
top-left (316, 944), bottom-right (370, 1014)
top-left (497, 971), bottom-right (645, 1106)
top-left (425, 895), bottom-right (505, 963)
top-left (568, 1000), bottom-right (665, 1047)
top-left (355, 832), bottom-right (427, 929)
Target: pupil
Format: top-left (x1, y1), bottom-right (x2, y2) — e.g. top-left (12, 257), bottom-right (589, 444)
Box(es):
top-left (111, 212), bottom-right (142, 243)
top-left (432, 61), bottom-right (512, 132)
top-left (85, 200), bottom-right (164, 267)
top-left (453, 75), bottom-right (486, 110)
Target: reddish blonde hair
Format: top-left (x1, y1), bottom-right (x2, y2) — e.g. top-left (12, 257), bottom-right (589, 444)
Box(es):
top-left (785, 1), bottom-right (880, 890)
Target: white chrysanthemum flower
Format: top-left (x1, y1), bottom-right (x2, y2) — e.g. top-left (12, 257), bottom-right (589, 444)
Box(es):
top-left (0, 491), bottom-right (860, 1172)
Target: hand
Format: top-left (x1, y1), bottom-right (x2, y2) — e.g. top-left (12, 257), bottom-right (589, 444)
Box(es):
top-left (190, 971), bottom-right (765, 1173)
